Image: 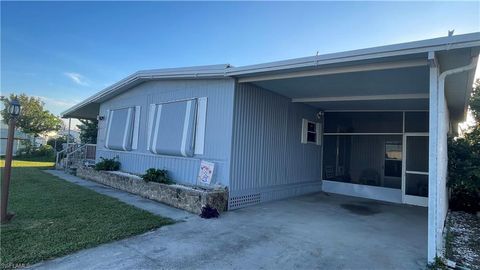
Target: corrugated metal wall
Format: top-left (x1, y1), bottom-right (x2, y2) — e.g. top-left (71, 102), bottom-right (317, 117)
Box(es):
top-left (229, 83), bottom-right (323, 208)
top-left (97, 79), bottom-right (235, 186)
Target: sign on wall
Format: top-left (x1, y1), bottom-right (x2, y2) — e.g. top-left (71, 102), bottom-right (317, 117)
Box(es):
top-left (197, 160), bottom-right (215, 185)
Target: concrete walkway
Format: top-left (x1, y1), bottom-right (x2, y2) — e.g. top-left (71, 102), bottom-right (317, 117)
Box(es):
top-left (29, 176), bottom-right (428, 270)
top-left (45, 170), bottom-right (194, 221)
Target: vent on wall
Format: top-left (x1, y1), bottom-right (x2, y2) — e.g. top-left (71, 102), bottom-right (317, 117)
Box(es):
top-left (229, 193), bottom-right (261, 209)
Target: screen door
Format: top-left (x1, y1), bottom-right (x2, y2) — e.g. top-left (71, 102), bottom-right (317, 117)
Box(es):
top-left (403, 134), bottom-right (429, 207)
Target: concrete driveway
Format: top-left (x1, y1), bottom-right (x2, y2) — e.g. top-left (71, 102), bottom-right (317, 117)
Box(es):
top-left (31, 192), bottom-right (427, 270)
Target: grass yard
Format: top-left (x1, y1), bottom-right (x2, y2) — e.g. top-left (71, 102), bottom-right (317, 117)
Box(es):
top-left (0, 160), bottom-right (173, 269)
top-left (0, 159), bottom-right (54, 168)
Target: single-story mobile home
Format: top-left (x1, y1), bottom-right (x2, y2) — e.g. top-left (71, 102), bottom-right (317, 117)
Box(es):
top-left (63, 32), bottom-right (480, 262)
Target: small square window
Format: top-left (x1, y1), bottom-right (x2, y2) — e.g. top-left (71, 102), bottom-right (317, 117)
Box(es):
top-left (301, 119), bottom-right (322, 145)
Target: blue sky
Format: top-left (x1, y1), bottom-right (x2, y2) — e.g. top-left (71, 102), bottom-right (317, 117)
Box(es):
top-left (1, 1), bottom-right (479, 116)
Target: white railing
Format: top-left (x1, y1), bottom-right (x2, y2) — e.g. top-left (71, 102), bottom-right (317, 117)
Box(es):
top-left (56, 143), bottom-right (96, 171)
top-left (55, 143), bottom-right (78, 168)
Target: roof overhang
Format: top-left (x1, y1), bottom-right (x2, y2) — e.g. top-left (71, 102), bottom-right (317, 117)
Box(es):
top-left (62, 33), bottom-right (480, 122)
top-left (232, 33), bottom-right (479, 124)
top-left (61, 64), bottom-right (231, 119)
top-left (229, 32), bottom-right (480, 78)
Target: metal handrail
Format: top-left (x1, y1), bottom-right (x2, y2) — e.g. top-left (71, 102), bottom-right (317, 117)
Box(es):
top-left (55, 143), bottom-right (77, 167)
top-left (56, 143), bottom-right (96, 170)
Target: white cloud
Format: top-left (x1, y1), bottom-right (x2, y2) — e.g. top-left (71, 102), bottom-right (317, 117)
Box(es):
top-left (37, 96), bottom-right (79, 109)
top-left (34, 96), bottom-right (80, 117)
top-left (64, 72), bottom-right (89, 86)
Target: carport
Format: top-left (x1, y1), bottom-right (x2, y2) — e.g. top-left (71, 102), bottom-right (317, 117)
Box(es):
top-left (32, 191), bottom-right (428, 270)
top-left (229, 33), bottom-right (480, 262)
top-left (59, 32), bottom-right (480, 265)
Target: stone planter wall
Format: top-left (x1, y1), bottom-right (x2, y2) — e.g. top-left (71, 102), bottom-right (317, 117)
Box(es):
top-left (76, 167), bottom-right (228, 214)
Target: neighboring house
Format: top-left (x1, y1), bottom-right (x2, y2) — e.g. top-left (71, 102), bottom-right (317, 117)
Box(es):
top-left (0, 122), bottom-right (31, 156)
top-left (62, 33), bottom-right (480, 263)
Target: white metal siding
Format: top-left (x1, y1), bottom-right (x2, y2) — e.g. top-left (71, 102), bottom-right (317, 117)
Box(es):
top-left (230, 83), bottom-right (323, 208)
top-left (96, 79), bottom-right (235, 186)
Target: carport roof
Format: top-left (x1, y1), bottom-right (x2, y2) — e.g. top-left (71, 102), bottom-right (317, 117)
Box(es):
top-left (62, 32), bottom-right (480, 121)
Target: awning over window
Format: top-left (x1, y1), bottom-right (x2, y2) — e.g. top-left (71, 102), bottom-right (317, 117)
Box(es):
top-left (105, 107), bottom-right (135, 151)
top-left (148, 99), bottom-right (197, 157)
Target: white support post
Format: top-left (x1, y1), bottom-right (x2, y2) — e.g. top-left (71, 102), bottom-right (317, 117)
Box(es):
top-left (427, 52), bottom-right (439, 263)
top-left (428, 52), bottom-right (478, 263)
top-left (66, 118), bottom-right (72, 171)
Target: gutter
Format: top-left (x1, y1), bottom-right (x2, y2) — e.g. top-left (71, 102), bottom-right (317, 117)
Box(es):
top-left (61, 68), bottom-right (229, 118)
top-left (61, 33), bottom-right (480, 118)
top-left (437, 56), bottom-right (478, 128)
top-left (228, 33), bottom-right (480, 76)
top-left (439, 57), bottom-right (477, 83)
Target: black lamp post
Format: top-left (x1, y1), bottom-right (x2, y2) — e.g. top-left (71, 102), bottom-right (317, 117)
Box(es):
top-left (1, 98), bottom-right (21, 223)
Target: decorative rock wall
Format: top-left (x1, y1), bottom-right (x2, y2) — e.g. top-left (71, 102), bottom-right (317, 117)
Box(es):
top-left (76, 167), bottom-right (228, 214)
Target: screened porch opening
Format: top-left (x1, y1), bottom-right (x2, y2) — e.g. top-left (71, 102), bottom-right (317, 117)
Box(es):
top-left (323, 135), bottom-right (403, 189)
top-left (322, 111), bottom-right (429, 197)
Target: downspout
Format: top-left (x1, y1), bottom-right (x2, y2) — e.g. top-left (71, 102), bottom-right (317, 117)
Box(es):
top-left (434, 57), bottom-right (477, 257)
top-left (438, 58), bottom-right (477, 90)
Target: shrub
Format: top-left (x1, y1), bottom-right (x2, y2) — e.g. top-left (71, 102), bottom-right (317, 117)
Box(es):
top-left (141, 168), bottom-right (173, 184)
top-left (18, 140), bottom-right (36, 156)
top-left (94, 157), bottom-right (121, 171)
top-left (16, 141), bottom-right (54, 160)
top-left (37, 144), bottom-right (54, 157)
top-left (447, 79), bottom-right (480, 213)
top-left (448, 137), bottom-right (480, 213)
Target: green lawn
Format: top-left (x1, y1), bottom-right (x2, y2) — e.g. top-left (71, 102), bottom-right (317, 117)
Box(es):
top-left (0, 161), bottom-right (173, 269)
top-left (0, 159), bottom-right (54, 168)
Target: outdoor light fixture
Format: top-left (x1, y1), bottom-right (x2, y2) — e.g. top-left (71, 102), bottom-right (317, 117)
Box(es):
top-left (1, 98), bottom-right (21, 224)
top-left (316, 111), bottom-right (324, 121)
top-left (8, 98), bottom-right (21, 117)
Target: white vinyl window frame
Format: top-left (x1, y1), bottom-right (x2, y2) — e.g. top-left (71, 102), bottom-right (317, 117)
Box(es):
top-left (301, 119), bottom-right (322, 145)
top-left (104, 109), bottom-right (111, 148)
top-left (131, 106), bottom-right (141, 150)
top-left (147, 104), bottom-right (156, 151)
top-left (121, 107), bottom-right (133, 151)
top-left (194, 97), bottom-right (207, 155)
top-left (150, 104), bottom-right (163, 154)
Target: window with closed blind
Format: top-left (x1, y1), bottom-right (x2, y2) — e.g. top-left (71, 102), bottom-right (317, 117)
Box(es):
top-left (105, 106), bottom-right (140, 151)
top-left (147, 98), bottom-right (207, 157)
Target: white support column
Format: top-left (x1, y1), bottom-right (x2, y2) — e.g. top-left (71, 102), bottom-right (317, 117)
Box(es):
top-left (427, 52), bottom-right (439, 263)
top-left (436, 64), bottom-right (449, 260)
top-left (428, 52), bottom-right (478, 263)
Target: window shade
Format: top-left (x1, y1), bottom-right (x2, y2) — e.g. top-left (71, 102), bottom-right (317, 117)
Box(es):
top-left (149, 99), bottom-right (197, 157)
top-left (105, 107), bottom-right (137, 151)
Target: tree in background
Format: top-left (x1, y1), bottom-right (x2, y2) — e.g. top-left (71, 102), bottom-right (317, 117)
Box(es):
top-left (77, 119), bottom-right (98, 144)
top-left (1, 94), bottom-right (62, 139)
top-left (47, 135), bottom-right (75, 152)
top-left (448, 79), bottom-right (480, 213)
